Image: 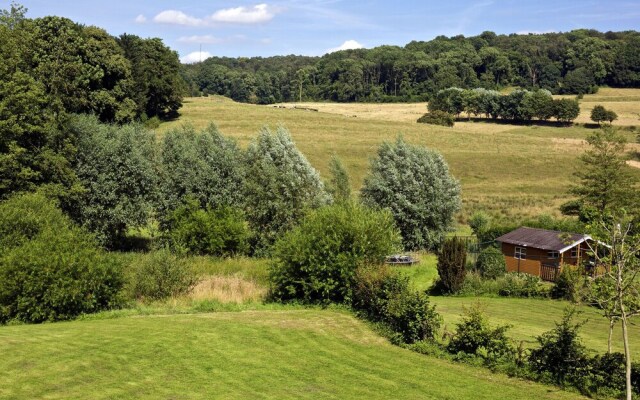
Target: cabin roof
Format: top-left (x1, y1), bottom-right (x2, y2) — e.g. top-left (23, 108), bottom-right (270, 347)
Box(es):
top-left (496, 226), bottom-right (591, 253)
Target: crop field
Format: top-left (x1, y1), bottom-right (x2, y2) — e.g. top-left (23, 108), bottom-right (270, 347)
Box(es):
top-left (0, 309), bottom-right (586, 400)
top-left (159, 89), bottom-right (640, 221)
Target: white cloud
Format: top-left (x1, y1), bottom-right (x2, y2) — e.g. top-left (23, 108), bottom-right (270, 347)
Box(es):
top-left (210, 4), bottom-right (274, 24)
top-left (326, 40), bottom-right (364, 54)
top-left (181, 51), bottom-right (212, 64)
top-left (177, 35), bottom-right (222, 44)
top-left (134, 14), bottom-right (147, 23)
top-left (153, 10), bottom-right (203, 27)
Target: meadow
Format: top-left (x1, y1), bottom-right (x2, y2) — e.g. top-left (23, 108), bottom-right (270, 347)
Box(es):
top-left (159, 88), bottom-right (640, 221)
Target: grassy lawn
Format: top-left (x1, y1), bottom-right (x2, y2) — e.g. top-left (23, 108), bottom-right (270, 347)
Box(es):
top-left (0, 310), bottom-right (585, 400)
top-left (158, 90), bottom-right (640, 221)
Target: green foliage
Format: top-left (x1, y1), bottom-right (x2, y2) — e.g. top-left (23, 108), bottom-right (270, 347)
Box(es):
top-left (125, 248), bottom-right (197, 302)
top-left (529, 308), bottom-right (590, 385)
top-left (436, 236), bottom-right (467, 294)
top-left (428, 87), bottom-right (580, 123)
top-left (327, 154), bottom-right (351, 204)
top-left (244, 126), bottom-right (330, 253)
top-left (68, 115), bottom-right (157, 248)
top-left (498, 272), bottom-right (545, 297)
top-left (183, 30), bottom-right (640, 104)
top-left (551, 266), bottom-right (584, 302)
top-left (117, 34), bottom-right (183, 119)
top-left (352, 265), bottom-right (442, 344)
top-left (361, 137), bottom-right (460, 250)
top-left (167, 198), bottom-right (249, 257)
top-left (157, 124), bottom-right (245, 227)
top-left (417, 111), bottom-right (455, 127)
top-left (448, 304), bottom-right (514, 361)
top-left (476, 246), bottom-right (507, 279)
top-left (269, 203), bottom-right (401, 304)
top-left (0, 193), bottom-right (124, 323)
top-left (569, 126), bottom-right (637, 220)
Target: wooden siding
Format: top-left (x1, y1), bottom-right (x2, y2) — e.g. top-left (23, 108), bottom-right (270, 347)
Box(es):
top-left (500, 242), bottom-right (591, 281)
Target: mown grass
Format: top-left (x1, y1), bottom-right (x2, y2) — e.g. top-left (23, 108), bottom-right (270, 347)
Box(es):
top-left (0, 310), bottom-right (585, 400)
top-left (159, 90), bottom-right (640, 221)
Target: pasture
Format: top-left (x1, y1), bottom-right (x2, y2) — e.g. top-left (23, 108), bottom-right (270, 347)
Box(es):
top-left (159, 89), bottom-right (640, 221)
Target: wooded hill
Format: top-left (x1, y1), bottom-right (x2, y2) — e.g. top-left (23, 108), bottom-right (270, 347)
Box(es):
top-left (182, 30), bottom-right (640, 103)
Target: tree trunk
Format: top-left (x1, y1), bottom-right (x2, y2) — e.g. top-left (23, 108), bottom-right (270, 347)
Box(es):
top-left (608, 318), bottom-right (614, 353)
top-left (622, 312), bottom-right (632, 400)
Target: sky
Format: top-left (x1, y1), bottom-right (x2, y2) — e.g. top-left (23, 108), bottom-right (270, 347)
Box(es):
top-left (5, 0), bottom-right (640, 63)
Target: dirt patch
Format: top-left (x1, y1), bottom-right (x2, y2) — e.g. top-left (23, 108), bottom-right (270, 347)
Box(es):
top-left (627, 160), bottom-right (640, 169)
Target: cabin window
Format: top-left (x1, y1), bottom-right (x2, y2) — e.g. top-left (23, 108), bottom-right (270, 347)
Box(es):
top-left (548, 251), bottom-right (559, 259)
top-left (571, 248), bottom-right (578, 258)
top-left (515, 247), bottom-right (526, 259)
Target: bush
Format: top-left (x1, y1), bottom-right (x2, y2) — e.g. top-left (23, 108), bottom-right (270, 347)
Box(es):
top-left (448, 304), bottom-right (514, 362)
top-left (498, 272), bottom-right (545, 297)
top-left (352, 265), bottom-right (441, 344)
top-left (529, 308), bottom-right (590, 385)
top-left (0, 193), bottom-right (124, 324)
top-left (269, 203), bottom-right (401, 304)
top-left (436, 236), bottom-right (467, 294)
top-left (476, 246), bottom-right (506, 279)
top-left (167, 198), bottom-right (249, 256)
top-left (126, 248), bottom-right (198, 301)
top-left (551, 266), bottom-right (584, 302)
top-left (417, 111), bottom-right (455, 127)
top-left (361, 137), bottom-right (461, 250)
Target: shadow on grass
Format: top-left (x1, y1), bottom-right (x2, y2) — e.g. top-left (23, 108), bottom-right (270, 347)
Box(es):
top-left (455, 117), bottom-right (574, 128)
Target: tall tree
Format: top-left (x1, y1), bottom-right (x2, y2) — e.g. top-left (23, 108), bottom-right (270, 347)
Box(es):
top-left (243, 126), bottom-right (330, 253)
top-left (567, 126), bottom-right (637, 220)
top-left (361, 137), bottom-right (461, 250)
top-left (327, 155), bottom-right (351, 204)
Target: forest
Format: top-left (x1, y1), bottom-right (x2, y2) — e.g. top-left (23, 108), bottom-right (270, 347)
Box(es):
top-left (182, 29), bottom-right (640, 103)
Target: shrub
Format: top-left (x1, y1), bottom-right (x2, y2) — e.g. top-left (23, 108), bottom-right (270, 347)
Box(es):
top-left (498, 272), bottom-right (544, 297)
top-left (417, 111), bottom-right (455, 127)
top-left (459, 271), bottom-right (500, 296)
top-left (476, 246), bottom-right (507, 279)
top-left (0, 193), bottom-right (124, 324)
top-left (269, 203), bottom-right (401, 304)
top-left (436, 236), bottom-right (467, 294)
top-left (448, 304), bottom-right (514, 362)
top-left (361, 137), bottom-right (461, 250)
top-left (126, 248), bottom-right (198, 301)
top-left (244, 126), bottom-right (330, 253)
top-left (529, 308), bottom-right (590, 385)
top-left (551, 265), bottom-right (584, 302)
top-left (167, 198), bottom-right (249, 256)
top-left (352, 265), bottom-right (441, 344)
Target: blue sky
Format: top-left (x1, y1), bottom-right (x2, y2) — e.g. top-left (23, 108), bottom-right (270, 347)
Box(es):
top-left (5, 1), bottom-right (640, 62)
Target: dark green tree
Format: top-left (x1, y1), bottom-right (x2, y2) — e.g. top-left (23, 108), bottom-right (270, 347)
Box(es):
top-left (437, 236), bottom-right (467, 293)
top-left (327, 154), bottom-right (351, 204)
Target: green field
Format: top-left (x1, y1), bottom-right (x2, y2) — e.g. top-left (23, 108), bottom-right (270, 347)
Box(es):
top-left (158, 89), bottom-right (640, 221)
top-left (0, 310), bottom-right (585, 400)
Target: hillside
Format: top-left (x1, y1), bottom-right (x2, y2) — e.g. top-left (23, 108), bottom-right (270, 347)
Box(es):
top-left (158, 88), bottom-right (640, 220)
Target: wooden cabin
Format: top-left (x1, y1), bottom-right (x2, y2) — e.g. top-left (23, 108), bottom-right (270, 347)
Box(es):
top-left (496, 227), bottom-right (592, 281)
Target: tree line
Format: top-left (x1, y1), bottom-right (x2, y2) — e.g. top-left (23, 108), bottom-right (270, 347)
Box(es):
top-left (427, 87), bottom-right (580, 123)
top-left (182, 29), bottom-right (640, 103)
